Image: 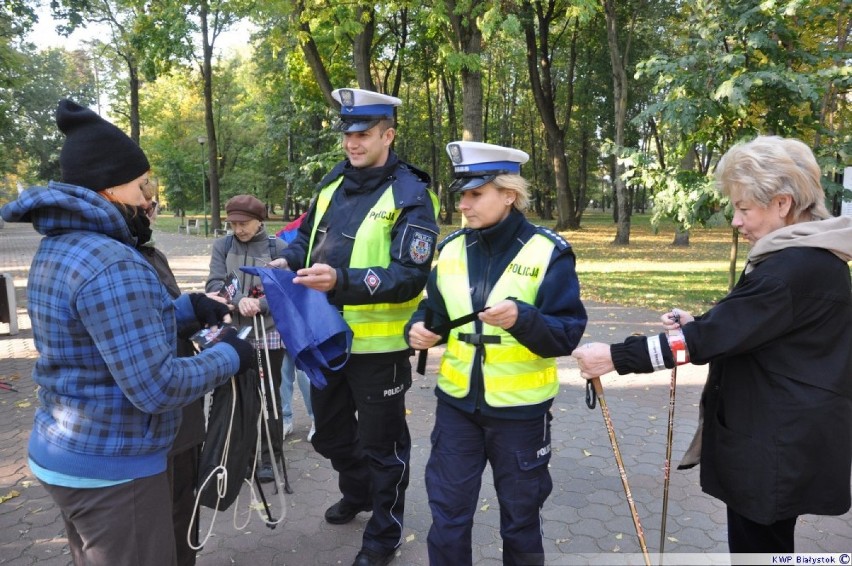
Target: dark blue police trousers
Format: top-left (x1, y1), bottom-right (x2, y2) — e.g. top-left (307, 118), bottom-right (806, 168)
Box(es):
top-left (426, 398), bottom-right (553, 566)
top-left (310, 350), bottom-right (412, 555)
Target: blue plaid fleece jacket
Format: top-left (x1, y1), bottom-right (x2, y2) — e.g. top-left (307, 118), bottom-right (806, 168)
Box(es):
top-left (0, 182), bottom-right (241, 481)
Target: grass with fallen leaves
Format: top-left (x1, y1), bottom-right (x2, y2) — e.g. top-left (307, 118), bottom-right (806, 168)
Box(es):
top-left (561, 212), bottom-right (748, 314)
top-left (158, 209), bottom-right (747, 314)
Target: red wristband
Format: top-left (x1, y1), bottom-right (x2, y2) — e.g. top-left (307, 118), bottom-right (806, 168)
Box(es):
top-left (667, 332), bottom-right (690, 365)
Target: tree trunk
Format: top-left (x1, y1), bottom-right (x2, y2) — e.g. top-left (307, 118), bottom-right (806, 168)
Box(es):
top-left (353, 6), bottom-right (376, 91)
top-left (575, 127), bottom-right (589, 226)
top-left (672, 227), bottom-right (690, 246)
top-left (520, 0), bottom-right (578, 230)
top-left (128, 65), bottom-right (140, 143)
top-left (446, 0), bottom-right (483, 141)
top-left (460, 68), bottom-right (482, 141)
top-left (200, 0), bottom-right (219, 234)
top-left (441, 72), bottom-right (458, 224)
top-left (294, 0), bottom-right (337, 108)
top-left (603, 0), bottom-right (631, 245)
top-left (426, 76), bottom-right (445, 223)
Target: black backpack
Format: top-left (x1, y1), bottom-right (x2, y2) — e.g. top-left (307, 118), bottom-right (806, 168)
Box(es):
top-left (196, 368), bottom-right (261, 511)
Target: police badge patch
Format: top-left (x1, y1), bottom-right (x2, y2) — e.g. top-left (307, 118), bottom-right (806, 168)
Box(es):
top-left (363, 269), bottom-right (382, 295)
top-left (340, 89), bottom-right (355, 112)
top-left (409, 231), bottom-right (434, 264)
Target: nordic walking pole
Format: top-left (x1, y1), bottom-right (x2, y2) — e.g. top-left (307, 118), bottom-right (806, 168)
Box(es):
top-left (259, 317), bottom-right (279, 420)
top-left (660, 310), bottom-right (684, 563)
top-left (586, 378), bottom-right (652, 566)
top-left (660, 362), bottom-right (677, 562)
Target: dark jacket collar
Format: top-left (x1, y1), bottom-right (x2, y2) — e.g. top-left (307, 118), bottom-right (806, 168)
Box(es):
top-left (471, 208), bottom-right (527, 252)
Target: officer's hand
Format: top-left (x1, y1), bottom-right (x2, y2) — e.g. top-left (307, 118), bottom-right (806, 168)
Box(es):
top-left (294, 263), bottom-right (337, 292)
top-left (189, 293), bottom-right (232, 327)
top-left (267, 258), bottom-right (289, 270)
top-left (478, 300), bottom-right (518, 330)
top-left (408, 321), bottom-right (441, 351)
top-left (217, 333), bottom-right (254, 375)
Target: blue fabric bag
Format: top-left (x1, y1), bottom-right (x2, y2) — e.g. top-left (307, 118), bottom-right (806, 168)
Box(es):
top-left (240, 267), bottom-right (352, 389)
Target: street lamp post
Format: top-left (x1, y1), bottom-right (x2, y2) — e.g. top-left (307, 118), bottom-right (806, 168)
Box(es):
top-left (197, 136), bottom-right (208, 237)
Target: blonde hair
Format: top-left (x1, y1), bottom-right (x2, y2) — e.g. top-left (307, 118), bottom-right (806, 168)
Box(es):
top-left (491, 174), bottom-right (531, 212)
top-left (715, 136), bottom-right (829, 222)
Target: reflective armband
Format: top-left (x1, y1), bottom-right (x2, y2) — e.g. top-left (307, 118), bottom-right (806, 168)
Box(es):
top-left (646, 335), bottom-right (666, 371)
top-left (667, 332), bottom-right (690, 365)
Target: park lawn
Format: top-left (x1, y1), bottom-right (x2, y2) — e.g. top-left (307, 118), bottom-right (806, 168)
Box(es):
top-left (563, 213), bottom-right (749, 314)
top-left (159, 210), bottom-right (749, 314)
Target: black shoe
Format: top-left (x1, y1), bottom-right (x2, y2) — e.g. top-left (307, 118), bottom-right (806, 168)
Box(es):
top-left (256, 463), bottom-right (274, 484)
top-left (324, 498), bottom-right (371, 524)
top-left (352, 548), bottom-right (395, 566)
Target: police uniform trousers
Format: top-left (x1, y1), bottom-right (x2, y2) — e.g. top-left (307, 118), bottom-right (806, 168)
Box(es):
top-left (425, 398), bottom-right (553, 566)
top-left (310, 350), bottom-right (412, 554)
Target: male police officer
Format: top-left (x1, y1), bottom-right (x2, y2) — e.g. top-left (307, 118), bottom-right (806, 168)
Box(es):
top-left (270, 88), bottom-right (439, 566)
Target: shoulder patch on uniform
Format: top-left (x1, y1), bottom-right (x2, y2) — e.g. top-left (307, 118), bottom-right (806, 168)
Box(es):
top-left (363, 269), bottom-right (382, 295)
top-left (409, 230), bottom-right (434, 264)
top-left (535, 226), bottom-right (571, 251)
top-left (437, 228), bottom-right (469, 251)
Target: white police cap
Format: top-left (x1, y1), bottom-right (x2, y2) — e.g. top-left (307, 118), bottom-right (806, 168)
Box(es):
top-left (445, 141), bottom-right (529, 192)
top-left (331, 88), bottom-right (402, 133)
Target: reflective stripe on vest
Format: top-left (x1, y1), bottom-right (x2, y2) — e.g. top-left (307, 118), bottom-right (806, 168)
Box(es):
top-left (309, 179), bottom-right (425, 353)
top-left (436, 233), bottom-right (558, 407)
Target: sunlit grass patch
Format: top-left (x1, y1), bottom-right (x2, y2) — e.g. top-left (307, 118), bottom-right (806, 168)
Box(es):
top-left (577, 270), bottom-right (732, 313)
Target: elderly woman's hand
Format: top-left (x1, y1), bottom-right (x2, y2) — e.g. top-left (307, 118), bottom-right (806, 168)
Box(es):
top-left (571, 343), bottom-right (615, 379)
top-left (238, 297), bottom-right (262, 317)
top-left (661, 308), bottom-right (693, 331)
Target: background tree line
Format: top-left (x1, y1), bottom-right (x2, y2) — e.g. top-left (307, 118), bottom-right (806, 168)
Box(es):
top-left (1, 0), bottom-right (849, 244)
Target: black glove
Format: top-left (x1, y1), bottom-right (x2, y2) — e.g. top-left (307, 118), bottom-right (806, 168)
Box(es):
top-left (218, 333), bottom-right (255, 375)
top-left (188, 293), bottom-right (230, 327)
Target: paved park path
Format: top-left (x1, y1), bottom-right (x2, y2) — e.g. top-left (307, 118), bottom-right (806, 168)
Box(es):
top-left (1, 220), bottom-right (850, 565)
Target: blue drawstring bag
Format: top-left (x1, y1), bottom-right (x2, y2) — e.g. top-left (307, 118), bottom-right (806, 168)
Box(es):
top-left (240, 267), bottom-right (352, 389)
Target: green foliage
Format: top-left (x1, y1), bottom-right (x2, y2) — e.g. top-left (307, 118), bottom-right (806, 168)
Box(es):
top-left (10, 47), bottom-right (97, 184)
top-left (648, 169), bottom-right (724, 232)
top-left (4, 0), bottom-right (849, 240)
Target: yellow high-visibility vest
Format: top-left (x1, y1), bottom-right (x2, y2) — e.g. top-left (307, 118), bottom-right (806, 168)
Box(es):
top-left (436, 233), bottom-right (558, 407)
top-left (308, 179), bottom-right (437, 353)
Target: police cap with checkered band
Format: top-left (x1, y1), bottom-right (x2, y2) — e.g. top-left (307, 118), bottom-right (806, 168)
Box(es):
top-left (331, 88), bottom-right (402, 133)
top-left (446, 141), bottom-right (529, 192)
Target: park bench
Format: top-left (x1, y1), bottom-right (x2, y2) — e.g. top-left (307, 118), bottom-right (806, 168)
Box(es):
top-left (213, 221), bottom-right (233, 237)
top-left (178, 219), bottom-right (201, 235)
top-left (0, 272), bottom-right (17, 336)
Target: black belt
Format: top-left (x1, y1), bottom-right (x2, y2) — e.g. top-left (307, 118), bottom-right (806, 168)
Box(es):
top-left (428, 308), bottom-right (487, 336)
top-left (416, 307), bottom-right (489, 374)
top-left (457, 332), bottom-right (501, 345)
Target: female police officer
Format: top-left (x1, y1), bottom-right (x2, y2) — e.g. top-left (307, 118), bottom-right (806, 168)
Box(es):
top-left (406, 141), bottom-right (587, 566)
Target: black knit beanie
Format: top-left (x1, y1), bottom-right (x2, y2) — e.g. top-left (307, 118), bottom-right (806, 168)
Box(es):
top-left (57, 99), bottom-right (150, 192)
